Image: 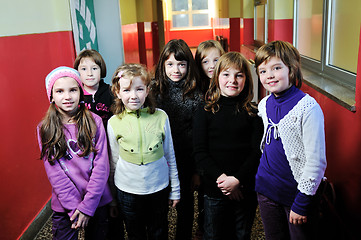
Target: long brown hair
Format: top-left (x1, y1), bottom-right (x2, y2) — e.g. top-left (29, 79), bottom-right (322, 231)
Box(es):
top-left (111, 63), bottom-right (155, 116)
top-left (39, 89), bottom-right (97, 163)
top-left (254, 40), bottom-right (302, 88)
top-left (205, 52), bottom-right (257, 116)
top-left (152, 39), bottom-right (200, 99)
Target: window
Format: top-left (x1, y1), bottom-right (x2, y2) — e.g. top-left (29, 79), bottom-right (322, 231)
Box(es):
top-left (254, 0), bottom-right (268, 47)
top-left (294, 0), bottom-right (360, 89)
top-left (171, 0), bottom-right (210, 28)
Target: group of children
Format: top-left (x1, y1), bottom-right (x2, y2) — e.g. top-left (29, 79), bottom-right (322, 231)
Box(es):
top-left (37, 39), bottom-right (326, 240)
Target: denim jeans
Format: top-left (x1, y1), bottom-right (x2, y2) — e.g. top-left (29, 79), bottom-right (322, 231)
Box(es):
top-left (117, 188), bottom-right (169, 240)
top-left (257, 193), bottom-right (318, 240)
top-left (203, 193), bottom-right (257, 240)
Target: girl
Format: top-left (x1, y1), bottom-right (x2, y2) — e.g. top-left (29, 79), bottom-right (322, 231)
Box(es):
top-left (194, 39), bottom-right (225, 239)
top-left (151, 39), bottom-right (203, 240)
top-left (193, 52), bottom-right (263, 240)
top-left (37, 66), bottom-right (112, 240)
top-left (195, 39), bottom-right (225, 94)
top-left (254, 40), bottom-right (327, 240)
top-left (74, 49), bottom-right (113, 126)
top-left (107, 63), bottom-right (180, 240)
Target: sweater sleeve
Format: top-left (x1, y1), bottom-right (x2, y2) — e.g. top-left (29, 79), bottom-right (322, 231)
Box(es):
top-left (234, 114), bottom-right (263, 187)
top-left (193, 106), bottom-right (223, 181)
top-left (107, 119), bottom-right (119, 206)
top-left (298, 102), bottom-right (327, 195)
top-left (163, 116), bottom-right (181, 200)
top-left (37, 125), bottom-right (82, 218)
top-left (76, 116), bottom-right (111, 216)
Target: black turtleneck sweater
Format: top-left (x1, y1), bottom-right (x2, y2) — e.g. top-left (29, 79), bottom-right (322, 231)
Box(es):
top-left (156, 78), bottom-right (203, 177)
top-left (193, 95), bottom-right (263, 198)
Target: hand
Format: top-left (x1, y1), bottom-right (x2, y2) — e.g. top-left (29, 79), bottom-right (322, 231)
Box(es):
top-left (227, 188), bottom-right (244, 201)
top-left (217, 175), bottom-right (240, 196)
top-left (109, 205), bottom-right (119, 218)
top-left (191, 173), bottom-right (201, 191)
top-left (289, 210), bottom-right (307, 225)
top-left (169, 199), bottom-right (180, 208)
top-left (70, 209), bottom-right (90, 229)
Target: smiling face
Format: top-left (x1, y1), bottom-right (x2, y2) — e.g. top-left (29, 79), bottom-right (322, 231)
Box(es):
top-left (258, 56), bottom-right (291, 96)
top-left (218, 66), bottom-right (245, 98)
top-left (77, 57), bottom-right (101, 93)
top-left (116, 76), bottom-right (149, 111)
top-left (52, 77), bottom-right (80, 121)
top-left (164, 53), bottom-right (188, 82)
top-left (201, 48), bottom-right (221, 79)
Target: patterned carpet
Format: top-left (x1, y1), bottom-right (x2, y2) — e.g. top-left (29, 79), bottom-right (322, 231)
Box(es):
top-left (34, 192), bottom-right (265, 240)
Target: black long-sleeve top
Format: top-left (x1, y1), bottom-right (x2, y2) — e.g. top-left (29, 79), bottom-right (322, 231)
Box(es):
top-left (193, 95), bottom-right (263, 198)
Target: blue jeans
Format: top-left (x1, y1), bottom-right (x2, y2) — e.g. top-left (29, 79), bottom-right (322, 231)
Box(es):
top-left (257, 193), bottom-right (318, 240)
top-left (117, 188), bottom-right (169, 240)
top-left (203, 194), bottom-right (257, 240)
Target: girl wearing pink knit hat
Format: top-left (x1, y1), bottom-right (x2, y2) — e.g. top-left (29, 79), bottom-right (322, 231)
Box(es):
top-left (37, 66), bottom-right (112, 240)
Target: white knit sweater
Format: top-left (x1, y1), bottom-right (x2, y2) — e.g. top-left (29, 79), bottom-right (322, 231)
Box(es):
top-left (258, 94), bottom-right (327, 195)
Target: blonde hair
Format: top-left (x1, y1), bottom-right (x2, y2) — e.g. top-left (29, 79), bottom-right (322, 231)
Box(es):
top-left (254, 40), bottom-right (302, 88)
top-left (205, 52), bottom-right (257, 116)
top-left (111, 63), bottom-right (155, 115)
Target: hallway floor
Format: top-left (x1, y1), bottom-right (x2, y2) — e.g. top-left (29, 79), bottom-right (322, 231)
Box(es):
top-left (34, 193), bottom-right (265, 240)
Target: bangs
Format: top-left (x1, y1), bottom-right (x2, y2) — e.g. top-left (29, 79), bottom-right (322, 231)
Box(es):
top-left (173, 50), bottom-right (188, 61)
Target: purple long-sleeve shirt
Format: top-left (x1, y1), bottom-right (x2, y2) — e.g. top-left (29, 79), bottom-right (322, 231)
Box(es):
top-left (37, 113), bottom-right (112, 218)
top-left (255, 86), bottom-right (312, 215)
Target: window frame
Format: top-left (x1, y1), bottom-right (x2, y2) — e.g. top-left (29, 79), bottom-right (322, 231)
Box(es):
top-left (254, 0), bottom-right (268, 47)
top-left (294, 0), bottom-right (356, 89)
top-left (171, 0), bottom-right (211, 29)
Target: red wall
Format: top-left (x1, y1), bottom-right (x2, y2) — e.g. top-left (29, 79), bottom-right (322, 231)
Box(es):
top-left (301, 29), bottom-right (361, 238)
top-left (0, 31), bottom-right (76, 240)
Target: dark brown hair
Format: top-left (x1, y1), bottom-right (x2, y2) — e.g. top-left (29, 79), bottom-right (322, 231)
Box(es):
top-left (111, 63), bottom-right (155, 115)
top-left (152, 39), bottom-right (200, 99)
top-left (205, 52), bottom-right (257, 116)
top-left (254, 40), bottom-right (302, 88)
top-left (74, 49), bottom-right (107, 79)
top-left (40, 87), bottom-right (97, 163)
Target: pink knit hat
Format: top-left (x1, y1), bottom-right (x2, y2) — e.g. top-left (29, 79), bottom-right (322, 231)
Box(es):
top-left (45, 66), bottom-right (84, 102)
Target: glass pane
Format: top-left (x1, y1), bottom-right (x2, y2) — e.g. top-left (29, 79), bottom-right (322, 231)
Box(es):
top-left (297, 0), bottom-right (323, 61)
top-left (329, 0), bottom-right (361, 74)
top-left (192, 14), bottom-right (209, 26)
top-left (255, 5), bottom-right (265, 43)
top-left (172, 14), bottom-right (189, 28)
top-left (193, 0), bottom-right (208, 10)
top-left (173, 0), bottom-right (188, 11)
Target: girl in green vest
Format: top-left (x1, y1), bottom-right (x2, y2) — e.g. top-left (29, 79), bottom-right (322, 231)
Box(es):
top-left (107, 63), bottom-right (180, 240)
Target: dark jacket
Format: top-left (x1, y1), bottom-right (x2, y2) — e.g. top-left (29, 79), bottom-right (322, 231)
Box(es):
top-left (84, 79), bottom-right (114, 127)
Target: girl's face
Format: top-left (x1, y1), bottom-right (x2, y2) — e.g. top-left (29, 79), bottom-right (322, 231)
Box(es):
top-left (116, 76), bottom-right (149, 111)
top-left (258, 56), bottom-right (291, 96)
top-left (52, 77), bottom-right (81, 120)
top-left (201, 48), bottom-right (221, 78)
top-left (218, 67), bottom-right (245, 98)
top-left (77, 57), bottom-right (101, 91)
top-left (165, 53), bottom-right (188, 82)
